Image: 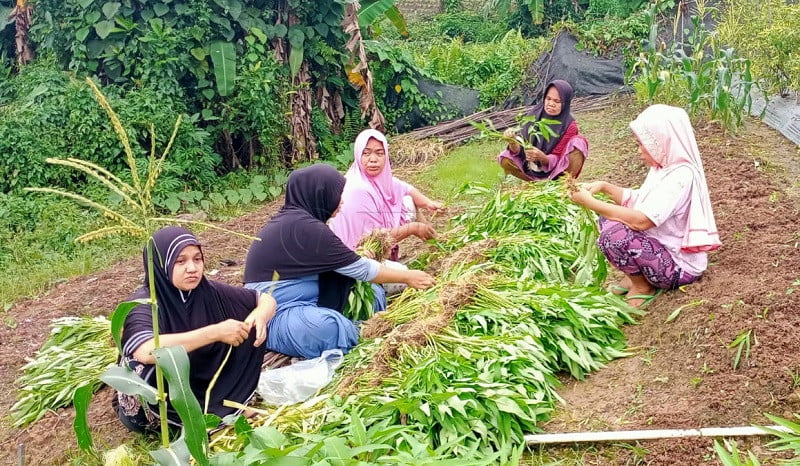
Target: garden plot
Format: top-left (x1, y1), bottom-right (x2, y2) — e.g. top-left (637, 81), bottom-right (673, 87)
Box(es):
top-left (205, 181), bottom-right (642, 464)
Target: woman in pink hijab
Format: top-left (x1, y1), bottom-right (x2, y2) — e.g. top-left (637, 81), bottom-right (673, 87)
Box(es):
top-left (570, 105), bottom-right (720, 307)
top-left (330, 129), bottom-right (443, 256)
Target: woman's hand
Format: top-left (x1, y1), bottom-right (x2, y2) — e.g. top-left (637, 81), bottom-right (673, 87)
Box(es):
top-left (570, 186), bottom-right (598, 207)
top-left (525, 146), bottom-right (546, 164)
top-left (504, 128), bottom-right (521, 154)
top-left (411, 222), bottom-right (436, 241)
top-left (245, 294), bottom-right (277, 346)
top-left (214, 319), bottom-right (252, 346)
top-left (404, 270), bottom-right (436, 289)
top-left (421, 199), bottom-right (443, 211)
top-left (581, 181), bottom-right (606, 195)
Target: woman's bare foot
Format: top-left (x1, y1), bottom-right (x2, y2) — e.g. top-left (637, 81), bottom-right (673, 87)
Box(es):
top-left (500, 158), bottom-right (530, 181)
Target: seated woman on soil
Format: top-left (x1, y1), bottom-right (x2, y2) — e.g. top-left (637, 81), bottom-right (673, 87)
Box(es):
top-left (498, 79), bottom-right (589, 181)
top-left (243, 164), bottom-right (436, 359)
top-left (569, 104), bottom-right (720, 307)
top-left (329, 129), bottom-right (443, 303)
top-left (114, 226), bottom-right (276, 433)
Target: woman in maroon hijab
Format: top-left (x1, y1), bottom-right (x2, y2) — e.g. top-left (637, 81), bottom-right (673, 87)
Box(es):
top-left (497, 80), bottom-right (589, 181)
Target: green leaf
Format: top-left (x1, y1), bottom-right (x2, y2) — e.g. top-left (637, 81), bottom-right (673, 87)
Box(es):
top-left (190, 47), bottom-right (207, 61)
top-left (99, 366), bottom-right (158, 405)
top-left (289, 46), bottom-right (303, 79)
top-left (383, 6), bottom-right (408, 37)
top-left (153, 3), bottom-right (170, 17)
top-left (78, 0), bottom-right (94, 8)
top-left (357, 0), bottom-right (396, 30)
top-left (208, 41), bottom-right (236, 97)
top-left (150, 433), bottom-right (191, 466)
top-left (72, 384), bottom-right (94, 452)
top-left (86, 11), bottom-right (101, 24)
top-left (250, 27), bottom-right (267, 43)
top-left (102, 2), bottom-right (121, 19)
top-left (287, 26), bottom-right (305, 48)
top-left (153, 346), bottom-right (209, 466)
top-left (76, 27), bottom-right (91, 42)
top-left (94, 20), bottom-right (115, 39)
top-left (110, 299), bottom-right (146, 353)
top-left (165, 196), bottom-right (181, 213)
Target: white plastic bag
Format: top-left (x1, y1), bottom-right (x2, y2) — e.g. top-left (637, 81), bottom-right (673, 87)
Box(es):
top-left (256, 349), bottom-right (344, 406)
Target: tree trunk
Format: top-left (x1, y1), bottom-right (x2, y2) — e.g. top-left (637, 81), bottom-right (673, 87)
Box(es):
top-left (273, 0), bottom-right (317, 164)
top-left (342, 1), bottom-right (386, 132)
top-left (10, 0), bottom-right (35, 67)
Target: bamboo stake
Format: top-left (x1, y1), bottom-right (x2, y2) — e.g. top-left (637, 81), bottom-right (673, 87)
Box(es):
top-left (524, 425), bottom-right (793, 445)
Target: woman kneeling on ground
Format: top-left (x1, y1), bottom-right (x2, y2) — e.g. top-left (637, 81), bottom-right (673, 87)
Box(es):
top-left (243, 164), bottom-right (436, 359)
top-left (498, 79), bottom-right (589, 181)
top-left (329, 129), bottom-right (443, 303)
top-left (114, 226), bottom-right (276, 433)
top-left (569, 104), bottom-right (720, 307)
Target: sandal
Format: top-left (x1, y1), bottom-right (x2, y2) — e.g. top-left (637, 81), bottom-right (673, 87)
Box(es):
top-left (625, 289), bottom-right (663, 308)
top-left (608, 284), bottom-right (630, 296)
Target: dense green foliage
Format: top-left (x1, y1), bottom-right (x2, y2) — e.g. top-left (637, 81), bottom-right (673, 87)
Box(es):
top-left (718, 0), bottom-right (800, 96)
top-left (0, 56), bottom-right (218, 194)
top-left (407, 30), bottom-right (547, 108)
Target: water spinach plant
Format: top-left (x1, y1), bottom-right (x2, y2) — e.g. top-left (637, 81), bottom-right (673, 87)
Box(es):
top-left (205, 181), bottom-right (637, 463)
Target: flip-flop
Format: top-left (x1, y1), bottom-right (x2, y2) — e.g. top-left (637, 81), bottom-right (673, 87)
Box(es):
top-left (626, 289), bottom-right (663, 308)
top-left (608, 284), bottom-right (630, 295)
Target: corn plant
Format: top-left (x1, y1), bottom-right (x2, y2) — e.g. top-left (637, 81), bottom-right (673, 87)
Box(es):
top-left (25, 77), bottom-right (251, 465)
top-left (628, 0), bottom-right (758, 133)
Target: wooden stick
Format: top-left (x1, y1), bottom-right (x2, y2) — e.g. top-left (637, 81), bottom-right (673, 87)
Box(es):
top-left (395, 95), bottom-right (612, 148)
top-left (524, 425), bottom-right (793, 445)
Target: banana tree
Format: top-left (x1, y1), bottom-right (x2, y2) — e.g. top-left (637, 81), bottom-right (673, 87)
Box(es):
top-left (8, 0), bottom-right (34, 66)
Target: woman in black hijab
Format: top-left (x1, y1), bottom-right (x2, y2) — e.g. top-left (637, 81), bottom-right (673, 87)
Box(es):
top-left (114, 226), bottom-right (276, 433)
top-left (497, 80), bottom-right (589, 181)
top-left (244, 164), bottom-right (435, 359)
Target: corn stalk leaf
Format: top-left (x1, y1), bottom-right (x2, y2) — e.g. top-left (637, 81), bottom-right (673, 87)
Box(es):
top-left (150, 432), bottom-right (191, 466)
top-left (153, 346), bottom-right (209, 465)
top-left (110, 299), bottom-right (148, 354)
top-left (209, 41), bottom-right (236, 97)
top-left (100, 366), bottom-right (159, 405)
top-left (72, 384), bottom-right (94, 452)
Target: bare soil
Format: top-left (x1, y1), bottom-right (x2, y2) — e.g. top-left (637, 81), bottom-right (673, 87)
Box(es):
top-left (2, 104), bottom-right (799, 465)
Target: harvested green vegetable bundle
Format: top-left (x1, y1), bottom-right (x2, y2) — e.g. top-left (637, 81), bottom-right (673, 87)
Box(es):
top-left (343, 230), bottom-right (396, 321)
top-left (11, 316), bottom-right (117, 427)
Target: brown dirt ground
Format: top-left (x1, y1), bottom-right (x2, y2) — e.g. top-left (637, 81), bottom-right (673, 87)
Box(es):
top-left (2, 101), bottom-right (799, 465)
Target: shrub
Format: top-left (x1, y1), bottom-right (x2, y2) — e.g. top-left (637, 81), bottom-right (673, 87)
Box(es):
top-left (718, 0), bottom-right (800, 96)
top-left (0, 56), bottom-right (218, 194)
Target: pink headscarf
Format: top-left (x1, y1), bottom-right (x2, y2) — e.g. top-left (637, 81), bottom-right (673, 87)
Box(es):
top-left (329, 129), bottom-right (410, 250)
top-left (629, 105), bottom-right (721, 252)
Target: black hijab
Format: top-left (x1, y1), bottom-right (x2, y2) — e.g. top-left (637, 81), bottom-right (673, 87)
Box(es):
top-left (121, 226), bottom-right (265, 421)
top-left (243, 164), bottom-right (361, 311)
top-left (521, 79), bottom-right (576, 155)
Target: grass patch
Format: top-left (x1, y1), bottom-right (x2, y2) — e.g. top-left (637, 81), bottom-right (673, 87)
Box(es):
top-left (413, 139), bottom-right (505, 203)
